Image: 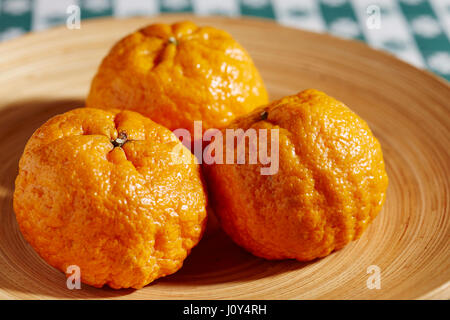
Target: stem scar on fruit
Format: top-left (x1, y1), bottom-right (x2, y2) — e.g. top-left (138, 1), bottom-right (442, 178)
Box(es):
top-left (260, 110), bottom-right (268, 120)
top-left (111, 132), bottom-right (128, 148)
top-left (168, 37), bottom-right (178, 45)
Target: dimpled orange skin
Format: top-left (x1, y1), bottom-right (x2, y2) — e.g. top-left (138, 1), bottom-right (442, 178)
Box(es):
top-left (86, 21), bottom-right (268, 135)
top-left (13, 108), bottom-right (208, 289)
top-left (203, 89), bottom-right (388, 261)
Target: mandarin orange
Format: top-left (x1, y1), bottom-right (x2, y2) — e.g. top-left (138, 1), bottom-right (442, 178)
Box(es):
top-left (203, 89), bottom-right (388, 261)
top-left (13, 108), bottom-right (208, 289)
top-left (86, 21), bottom-right (269, 135)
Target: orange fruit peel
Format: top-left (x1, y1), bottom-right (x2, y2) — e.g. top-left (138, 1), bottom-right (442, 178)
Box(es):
top-left (14, 108), bottom-right (208, 289)
top-left (203, 89), bottom-right (388, 261)
top-left (87, 21), bottom-right (269, 135)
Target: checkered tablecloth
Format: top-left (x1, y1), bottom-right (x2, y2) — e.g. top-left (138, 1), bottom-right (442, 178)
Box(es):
top-left (0, 0), bottom-right (449, 81)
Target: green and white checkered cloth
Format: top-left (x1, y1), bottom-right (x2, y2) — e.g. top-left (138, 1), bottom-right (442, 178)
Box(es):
top-left (1, 0), bottom-right (449, 81)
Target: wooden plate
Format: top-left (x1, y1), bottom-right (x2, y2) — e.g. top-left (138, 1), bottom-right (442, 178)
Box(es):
top-left (0, 15), bottom-right (448, 300)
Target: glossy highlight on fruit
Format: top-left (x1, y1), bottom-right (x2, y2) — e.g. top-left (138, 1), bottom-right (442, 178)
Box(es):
top-left (86, 21), bottom-right (269, 135)
top-left (13, 108), bottom-right (208, 289)
top-left (203, 89), bottom-right (388, 261)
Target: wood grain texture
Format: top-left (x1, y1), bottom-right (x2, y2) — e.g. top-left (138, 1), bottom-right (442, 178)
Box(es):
top-left (0, 15), bottom-right (448, 300)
